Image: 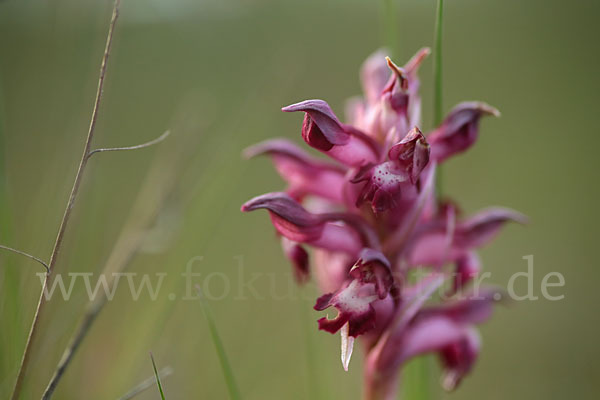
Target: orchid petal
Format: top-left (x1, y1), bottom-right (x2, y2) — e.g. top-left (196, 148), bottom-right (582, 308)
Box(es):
top-left (404, 47), bottom-right (431, 77)
top-left (399, 317), bottom-right (480, 391)
top-left (345, 96), bottom-right (367, 128)
top-left (440, 328), bottom-right (480, 391)
top-left (314, 249), bottom-right (394, 340)
top-left (360, 49), bottom-right (392, 105)
top-left (455, 207), bottom-right (528, 249)
top-left (408, 207), bottom-right (526, 266)
top-left (353, 161), bottom-right (409, 214)
top-left (244, 139), bottom-right (346, 203)
top-left (313, 249), bottom-right (355, 294)
top-left (352, 128), bottom-right (430, 214)
top-left (315, 279), bottom-right (378, 337)
top-left (281, 237), bottom-right (310, 284)
top-left (388, 127), bottom-right (431, 184)
top-left (340, 322), bottom-right (355, 371)
top-left (382, 162), bottom-right (437, 253)
top-left (378, 273), bottom-right (446, 352)
top-left (241, 192), bottom-right (323, 242)
top-left (382, 57), bottom-right (409, 113)
top-left (283, 99), bottom-right (380, 166)
top-left (282, 99), bottom-right (348, 146)
top-left (428, 102), bottom-right (500, 162)
top-left (242, 192), bottom-right (370, 255)
top-left (349, 248), bottom-right (393, 299)
top-left (452, 252), bottom-right (481, 293)
top-left (417, 287), bottom-right (505, 325)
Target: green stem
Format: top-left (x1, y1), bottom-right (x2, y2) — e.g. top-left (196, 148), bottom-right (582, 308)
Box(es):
top-left (381, 0), bottom-right (399, 57)
top-left (433, 0), bottom-right (444, 198)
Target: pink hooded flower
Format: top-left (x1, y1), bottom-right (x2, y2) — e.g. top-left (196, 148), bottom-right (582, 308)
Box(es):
top-left (314, 249), bottom-right (393, 337)
top-left (241, 48), bottom-right (524, 399)
top-left (352, 127), bottom-right (430, 214)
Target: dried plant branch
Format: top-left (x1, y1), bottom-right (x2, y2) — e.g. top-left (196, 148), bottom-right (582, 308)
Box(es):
top-left (116, 367), bottom-right (173, 400)
top-left (0, 244), bottom-right (49, 272)
top-left (10, 1), bottom-right (121, 398)
top-left (87, 130), bottom-right (171, 159)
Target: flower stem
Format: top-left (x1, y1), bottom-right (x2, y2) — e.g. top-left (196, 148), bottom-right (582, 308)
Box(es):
top-left (403, 357), bottom-right (432, 400)
top-left (433, 0), bottom-right (444, 198)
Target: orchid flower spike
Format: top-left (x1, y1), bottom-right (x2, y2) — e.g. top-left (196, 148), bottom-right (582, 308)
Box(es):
top-left (242, 48), bottom-right (525, 399)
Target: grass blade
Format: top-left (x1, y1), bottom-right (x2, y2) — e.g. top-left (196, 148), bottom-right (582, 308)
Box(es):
top-left (197, 287), bottom-right (241, 400)
top-left (149, 353), bottom-right (167, 400)
top-left (117, 366), bottom-right (173, 400)
top-left (381, 0), bottom-right (399, 57)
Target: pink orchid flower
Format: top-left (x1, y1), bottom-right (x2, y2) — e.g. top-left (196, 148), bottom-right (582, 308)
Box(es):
top-left (242, 48), bottom-right (525, 400)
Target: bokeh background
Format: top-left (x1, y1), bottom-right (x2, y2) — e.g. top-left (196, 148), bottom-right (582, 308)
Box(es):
top-left (0, 0), bottom-right (598, 399)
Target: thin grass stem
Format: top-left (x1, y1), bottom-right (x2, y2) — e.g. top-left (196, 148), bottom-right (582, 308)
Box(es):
top-left (150, 353), bottom-right (167, 400)
top-left (117, 367), bottom-right (173, 400)
top-left (9, 1), bottom-right (121, 398)
top-left (381, 0), bottom-right (399, 57)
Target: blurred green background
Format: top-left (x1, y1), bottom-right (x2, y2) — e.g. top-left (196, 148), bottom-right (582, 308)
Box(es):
top-left (0, 0), bottom-right (598, 399)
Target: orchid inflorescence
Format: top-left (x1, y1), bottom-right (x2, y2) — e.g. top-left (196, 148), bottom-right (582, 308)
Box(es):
top-left (241, 48), bottom-right (525, 399)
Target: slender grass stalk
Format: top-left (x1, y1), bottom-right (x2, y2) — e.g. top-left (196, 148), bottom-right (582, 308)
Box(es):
top-left (197, 287), bottom-right (241, 400)
top-left (381, 0), bottom-right (399, 57)
top-left (41, 129), bottom-right (178, 399)
top-left (117, 367), bottom-right (173, 400)
top-left (150, 353), bottom-right (167, 400)
top-left (433, 0), bottom-right (445, 198)
top-left (9, 2), bottom-right (121, 398)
